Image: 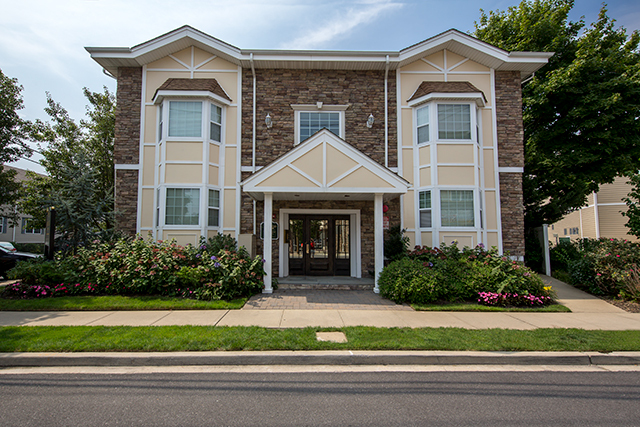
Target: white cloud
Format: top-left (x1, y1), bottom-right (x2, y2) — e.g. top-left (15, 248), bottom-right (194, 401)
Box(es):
top-left (279, 0), bottom-right (404, 49)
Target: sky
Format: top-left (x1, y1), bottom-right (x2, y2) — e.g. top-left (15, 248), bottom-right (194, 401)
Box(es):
top-left (2, 0), bottom-right (640, 174)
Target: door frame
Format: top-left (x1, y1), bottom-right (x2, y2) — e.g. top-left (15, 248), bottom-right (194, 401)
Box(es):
top-left (280, 209), bottom-right (361, 278)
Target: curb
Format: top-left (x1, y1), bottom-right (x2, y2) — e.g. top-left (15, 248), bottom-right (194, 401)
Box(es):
top-left (1, 351), bottom-right (639, 367)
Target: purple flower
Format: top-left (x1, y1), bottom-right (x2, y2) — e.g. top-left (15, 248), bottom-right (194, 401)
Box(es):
top-left (200, 245), bottom-right (207, 250)
top-left (478, 243), bottom-right (485, 249)
top-left (196, 254), bottom-right (201, 258)
top-left (210, 256), bottom-right (217, 261)
top-left (214, 262), bottom-right (221, 268)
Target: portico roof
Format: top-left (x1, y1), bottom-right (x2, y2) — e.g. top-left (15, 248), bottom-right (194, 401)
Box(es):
top-left (241, 130), bottom-right (409, 201)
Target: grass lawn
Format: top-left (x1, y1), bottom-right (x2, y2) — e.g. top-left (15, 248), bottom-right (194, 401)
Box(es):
top-left (0, 326), bottom-right (638, 352)
top-left (0, 296), bottom-right (246, 311)
top-left (411, 302), bottom-right (571, 312)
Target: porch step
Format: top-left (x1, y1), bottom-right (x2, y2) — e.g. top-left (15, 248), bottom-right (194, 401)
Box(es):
top-left (277, 283), bottom-right (374, 291)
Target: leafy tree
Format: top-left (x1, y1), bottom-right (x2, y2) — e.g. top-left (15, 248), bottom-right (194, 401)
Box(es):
top-left (474, 1), bottom-right (640, 230)
top-left (0, 69), bottom-right (32, 219)
top-left (622, 173), bottom-right (640, 238)
top-left (20, 87), bottom-right (115, 251)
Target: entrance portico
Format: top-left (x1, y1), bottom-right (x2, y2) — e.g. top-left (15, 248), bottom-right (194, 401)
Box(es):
top-left (241, 130), bottom-right (409, 293)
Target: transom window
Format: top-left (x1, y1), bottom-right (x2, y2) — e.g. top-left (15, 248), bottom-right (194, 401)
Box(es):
top-left (168, 101), bottom-right (202, 138)
top-left (299, 112), bottom-right (340, 143)
top-left (438, 104), bottom-right (471, 140)
top-left (165, 188), bottom-right (200, 226)
top-left (419, 191), bottom-right (432, 228)
top-left (208, 189), bottom-right (220, 227)
top-left (441, 190), bottom-right (474, 227)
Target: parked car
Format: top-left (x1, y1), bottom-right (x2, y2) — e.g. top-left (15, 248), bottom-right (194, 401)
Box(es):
top-left (0, 246), bottom-right (39, 279)
top-left (0, 242), bottom-right (17, 253)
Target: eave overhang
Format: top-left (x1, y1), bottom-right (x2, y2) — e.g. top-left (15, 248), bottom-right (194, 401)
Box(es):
top-left (86, 26), bottom-right (552, 79)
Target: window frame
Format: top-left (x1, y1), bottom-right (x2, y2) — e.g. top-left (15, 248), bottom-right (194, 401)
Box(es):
top-left (0, 216), bottom-right (6, 234)
top-left (292, 104), bottom-right (348, 145)
top-left (418, 190), bottom-right (432, 229)
top-left (164, 187), bottom-right (201, 227)
top-left (207, 189), bottom-right (220, 228)
top-left (413, 101), bottom-right (478, 145)
top-left (21, 218), bottom-right (43, 235)
top-left (157, 99), bottom-right (225, 144)
top-left (440, 189), bottom-right (475, 228)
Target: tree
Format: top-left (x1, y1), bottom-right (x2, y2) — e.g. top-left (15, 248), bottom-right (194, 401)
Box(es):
top-left (20, 87), bottom-right (115, 251)
top-left (0, 69), bottom-right (32, 218)
top-left (622, 173), bottom-right (640, 238)
top-left (474, 1), bottom-right (640, 230)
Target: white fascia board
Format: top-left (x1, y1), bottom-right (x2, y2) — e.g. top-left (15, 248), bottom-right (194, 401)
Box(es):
top-left (400, 30), bottom-right (508, 62)
top-left (130, 26), bottom-right (241, 60)
top-left (408, 92), bottom-right (486, 107)
top-left (152, 90), bottom-right (232, 106)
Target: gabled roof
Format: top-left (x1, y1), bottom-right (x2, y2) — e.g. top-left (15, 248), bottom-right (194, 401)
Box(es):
top-left (152, 78), bottom-right (232, 104)
top-left (86, 25), bottom-right (552, 78)
top-left (408, 81), bottom-right (487, 103)
top-left (241, 129), bottom-right (409, 201)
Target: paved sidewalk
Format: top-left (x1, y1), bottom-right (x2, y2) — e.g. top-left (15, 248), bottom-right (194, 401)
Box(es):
top-left (1, 275), bottom-right (640, 329)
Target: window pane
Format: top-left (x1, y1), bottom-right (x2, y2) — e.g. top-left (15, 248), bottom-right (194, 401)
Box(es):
top-left (208, 209), bottom-right (219, 227)
top-left (441, 190), bottom-right (474, 227)
top-left (210, 123), bottom-right (221, 142)
top-left (169, 101), bottom-right (202, 137)
top-left (438, 104), bottom-right (471, 140)
top-left (165, 188), bottom-right (200, 225)
top-left (211, 104), bottom-right (222, 124)
top-left (417, 106), bottom-right (429, 126)
top-left (299, 112), bottom-right (340, 142)
top-left (417, 125), bottom-right (429, 144)
top-left (208, 189), bottom-right (219, 208)
top-left (419, 191), bottom-right (431, 209)
top-left (419, 210), bottom-right (432, 228)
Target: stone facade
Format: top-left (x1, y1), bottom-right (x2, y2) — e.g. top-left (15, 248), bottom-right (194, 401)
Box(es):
top-left (114, 67), bottom-right (142, 235)
top-left (241, 69), bottom-right (397, 169)
top-left (495, 70), bottom-right (525, 257)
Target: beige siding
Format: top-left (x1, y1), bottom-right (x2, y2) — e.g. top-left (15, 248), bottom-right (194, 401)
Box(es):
top-left (208, 166), bottom-right (219, 185)
top-left (437, 144), bottom-right (474, 164)
top-left (440, 233), bottom-right (475, 248)
top-left (419, 167), bottom-right (431, 186)
top-left (438, 166), bottom-right (475, 186)
top-left (142, 146), bottom-right (155, 186)
top-left (598, 177), bottom-right (632, 204)
top-left (421, 232), bottom-right (432, 247)
top-left (223, 190), bottom-right (236, 228)
top-left (599, 205), bottom-right (636, 240)
top-left (166, 142), bottom-right (203, 162)
top-left (165, 164), bottom-right (203, 183)
top-left (485, 191), bottom-right (497, 229)
top-left (163, 231), bottom-right (200, 247)
top-left (403, 191), bottom-right (415, 229)
top-left (140, 189), bottom-right (154, 228)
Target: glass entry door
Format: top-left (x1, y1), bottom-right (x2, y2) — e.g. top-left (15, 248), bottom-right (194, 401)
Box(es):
top-left (288, 215), bottom-right (350, 276)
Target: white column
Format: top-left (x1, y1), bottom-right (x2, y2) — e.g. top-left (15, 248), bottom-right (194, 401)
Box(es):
top-left (263, 193), bottom-right (273, 293)
top-left (374, 193), bottom-right (384, 293)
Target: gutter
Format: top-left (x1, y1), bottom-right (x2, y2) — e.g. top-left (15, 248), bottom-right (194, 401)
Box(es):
top-left (384, 55), bottom-right (389, 168)
top-left (250, 53), bottom-right (257, 235)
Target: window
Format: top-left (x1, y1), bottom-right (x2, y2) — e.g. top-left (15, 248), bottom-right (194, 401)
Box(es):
top-left (210, 104), bottom-right (222, 142)
top-left (441, 190), bottom-right (474, 227)
top-left (165, 188), bottom-right (200, 226)
top-left (416, 105), bottom-right (429, 144)
top-left (208, 189), bottom-right (220, 227)
top-left (419, 191), bottom-right (432, 228)
top-left (21, 218), bottom-right (43, 234)
top-left (299, 112), bottom-right (340, 143)
top-left (168, 101), bottom-right (202, 137)
top-left (438, 104), bottom-right (471, 140)
top-left (0, 217), bottom-right (6, 234)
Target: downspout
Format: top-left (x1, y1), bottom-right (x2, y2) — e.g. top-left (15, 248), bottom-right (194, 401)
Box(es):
top-left (384, 55), bottom-right (389, 168)
top-left (250, 53), bottom-right (257, 235)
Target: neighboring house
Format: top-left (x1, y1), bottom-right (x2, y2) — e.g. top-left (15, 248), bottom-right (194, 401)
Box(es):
top-left (551, 177), bottom-right (638, 243)
top-left (86, 26), bottom-right (551, 292)
top-left (0, 166), bottom-right (45, 245)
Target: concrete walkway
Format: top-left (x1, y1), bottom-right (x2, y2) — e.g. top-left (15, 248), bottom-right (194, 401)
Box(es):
top-left (1, 275), bottom-right (639, 329)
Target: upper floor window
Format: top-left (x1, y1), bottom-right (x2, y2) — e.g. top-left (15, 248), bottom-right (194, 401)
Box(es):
top-left (299, 112), bottom-right (340, 143)
top-left (438, 104), bottom-right (471, 140)
top-left (168, 101), bottom-right (202, 138)
top-left (210, 105), bottom-right (222, 142)
top-left (416, 106), bottom-right (429, 144)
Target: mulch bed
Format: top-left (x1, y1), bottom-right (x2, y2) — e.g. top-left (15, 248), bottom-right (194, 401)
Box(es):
top-left (602, 298), bottom-right (640, 313)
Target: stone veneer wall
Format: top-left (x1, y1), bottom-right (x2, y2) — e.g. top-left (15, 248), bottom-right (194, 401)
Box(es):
top-left (495, 70), bottom-right (525, 257)
top-left (241, 69), bottom-right (397, 169)
top-left (114, 67), bottom-right (142, 236)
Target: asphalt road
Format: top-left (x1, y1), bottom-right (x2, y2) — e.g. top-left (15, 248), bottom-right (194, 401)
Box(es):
top-left (1, 371), bottom-right (639, 426)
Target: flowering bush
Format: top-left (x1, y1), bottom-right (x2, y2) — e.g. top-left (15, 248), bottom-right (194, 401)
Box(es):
top-left (477, 291), bottom-right (553, 307)
top-left (557, 238), bottom-right (640, 300)
top-left (379, 242), bottom-right (550, 305)
top-left (2, 234), bottom-right (265, 301)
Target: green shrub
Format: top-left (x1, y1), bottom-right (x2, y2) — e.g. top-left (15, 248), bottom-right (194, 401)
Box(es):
top-left (383, 225), bottom-right (409, 262)
top-left (379, 243), bottom-right (548, 305)
top-left (11, 242), bottom-right (45, 254)
top-left (550, 240), bottom-right (581, 272)
top-left (8, 258), bottom-right (66, 285)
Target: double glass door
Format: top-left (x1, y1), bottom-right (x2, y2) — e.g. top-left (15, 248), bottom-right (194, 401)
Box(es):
top-left (288, 215), bottom-right (350, 276)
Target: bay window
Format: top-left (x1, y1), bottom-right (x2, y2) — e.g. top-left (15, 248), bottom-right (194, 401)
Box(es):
top-left (440, 190), bottom-right (474, 227)
top-left (168, 101), bottom-right (202, 137)
top-left (165, 188), bottom-right (200, 226)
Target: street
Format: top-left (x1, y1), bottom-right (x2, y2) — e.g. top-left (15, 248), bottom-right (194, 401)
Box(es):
top-left (1, 370), bottom-right (639, 426)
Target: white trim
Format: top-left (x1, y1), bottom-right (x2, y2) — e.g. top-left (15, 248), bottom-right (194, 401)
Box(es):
top-left (498, 167), bottom-right (524, 173)
top-left (153, 90), bottom-right (232, 106)
top-left (293, 108), bottom-right (346, 145)
top-left (490, 68), bottom-right (503, 254)
top-left (374, 193), bottom-right (383, 293)
top-left (115, 164), bottom-right (140, 170)
top-left (408, 92), bottom-right (486, 108)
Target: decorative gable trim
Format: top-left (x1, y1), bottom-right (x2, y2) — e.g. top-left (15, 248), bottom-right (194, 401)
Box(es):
top-left (241, 129), bottom-right (409, 200)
